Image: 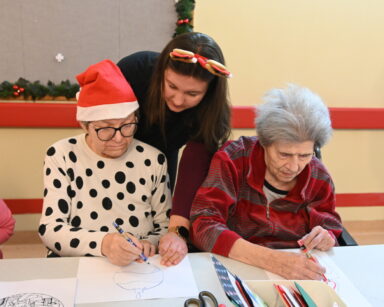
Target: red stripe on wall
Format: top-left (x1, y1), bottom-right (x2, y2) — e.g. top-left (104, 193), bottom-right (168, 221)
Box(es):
top-left (5, 199), bottom-right (43, 214)
top-left (0, 103), bottom-right (79, 128)
top-left (336, 193), bottom-right (384, 207)
top-left (3, 193), bottom-right (384, 214)
top-left (231, 106), bottom-right (384, 129)
top-left (1, 103), bottom-right (384, 129)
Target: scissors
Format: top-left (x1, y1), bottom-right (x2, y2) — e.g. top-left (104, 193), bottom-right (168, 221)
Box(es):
top-left (184, 290), bottom-right (224, 307)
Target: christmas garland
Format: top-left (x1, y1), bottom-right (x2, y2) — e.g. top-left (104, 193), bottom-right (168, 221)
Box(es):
top-left (0, 78), bottom-right (79, 101)
top-left (174, 0), bottom-right (195, 37)
top-left (0, 2), bottom-right (194, 101)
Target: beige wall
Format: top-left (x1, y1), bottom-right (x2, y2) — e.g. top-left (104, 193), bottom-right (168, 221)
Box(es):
top-left (0, 128), bottom-right (82, 199)
top-left (195, 0), bottom-right (384, 108)
top-left (195, 1), bottom-right (384, 197)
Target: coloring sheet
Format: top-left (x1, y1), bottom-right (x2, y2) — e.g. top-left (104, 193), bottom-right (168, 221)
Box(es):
top-left (265, 250), bottom-right (372, 307)
top-left (76, 254), bottom-right (199, 303)
top-left (0, 278), bottom-right (77, 307)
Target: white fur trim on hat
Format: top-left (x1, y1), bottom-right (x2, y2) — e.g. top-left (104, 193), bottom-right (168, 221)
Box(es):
top-left (77, 101), bottom-right (139, 122)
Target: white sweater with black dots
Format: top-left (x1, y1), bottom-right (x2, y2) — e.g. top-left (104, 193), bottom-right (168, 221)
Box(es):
top-left (39, 134), bottom-right (171, 257)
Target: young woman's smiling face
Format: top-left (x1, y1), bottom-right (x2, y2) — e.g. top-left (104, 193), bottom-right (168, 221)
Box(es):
top-left (163, 68), bottom-right (209, 112)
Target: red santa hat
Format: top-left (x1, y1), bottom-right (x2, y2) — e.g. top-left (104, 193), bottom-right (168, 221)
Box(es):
top-left (76, 59), bottom-right (138, 121)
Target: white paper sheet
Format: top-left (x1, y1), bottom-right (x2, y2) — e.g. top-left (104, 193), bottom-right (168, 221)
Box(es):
top-left (76, 255), bottom-right (199, 303)
top-left (0, 278), bottom-right (77, 307)
top-left (265, 250), bottom-right (372, 307)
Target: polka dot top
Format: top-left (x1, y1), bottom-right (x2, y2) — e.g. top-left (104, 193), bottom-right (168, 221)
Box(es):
top-left (39, 134), bottom-right (171, 257)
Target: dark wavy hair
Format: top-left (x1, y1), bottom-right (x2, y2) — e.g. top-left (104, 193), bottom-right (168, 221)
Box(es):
top-left (145, 32), bottom-right (231, 153)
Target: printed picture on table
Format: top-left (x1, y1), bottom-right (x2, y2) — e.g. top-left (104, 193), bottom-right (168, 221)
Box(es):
top-left (0, 293), bottom-right (64, 307)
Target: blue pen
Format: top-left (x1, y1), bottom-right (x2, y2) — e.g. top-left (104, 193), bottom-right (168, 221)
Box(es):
top-left (112, 222), bottom-right (148, 263)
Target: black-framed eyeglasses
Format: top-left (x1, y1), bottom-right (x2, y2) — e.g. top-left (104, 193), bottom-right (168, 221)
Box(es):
top-left (93, 123), bottom-right (138, 141)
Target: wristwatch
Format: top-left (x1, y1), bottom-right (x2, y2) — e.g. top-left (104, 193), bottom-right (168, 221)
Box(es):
top-left (168, 226), bottom-right (189, 241)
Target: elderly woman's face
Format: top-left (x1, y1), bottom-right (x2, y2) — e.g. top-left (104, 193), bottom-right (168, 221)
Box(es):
top-left (263, 140), bottom-right (314, 190)
top-left (83, 113), bottom-right (137, 159)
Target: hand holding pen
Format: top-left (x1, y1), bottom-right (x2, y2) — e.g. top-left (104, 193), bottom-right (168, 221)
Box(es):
top-left (112, 222), bottom-right (150, 264)
top-left (297, 240), bottom-right (336, 288)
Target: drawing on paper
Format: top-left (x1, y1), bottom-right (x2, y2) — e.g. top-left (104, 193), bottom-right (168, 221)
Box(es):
top-left (0, 293), bottom-right (64, 306)
top-left (114, 263), bottom-right (164, 298)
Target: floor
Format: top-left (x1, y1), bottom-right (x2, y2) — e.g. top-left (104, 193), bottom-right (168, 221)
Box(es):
top-left (1, 220), bottom-right (384, 259)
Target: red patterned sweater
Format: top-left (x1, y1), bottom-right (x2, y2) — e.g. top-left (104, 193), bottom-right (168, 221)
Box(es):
top-left (190, 136), bottom-right (342, 256)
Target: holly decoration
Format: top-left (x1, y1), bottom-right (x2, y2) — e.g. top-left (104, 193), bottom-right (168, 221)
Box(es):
top-left (174, 0), bottom-right (195, 37)
top-left (0, 78), bottom-right (79, 101)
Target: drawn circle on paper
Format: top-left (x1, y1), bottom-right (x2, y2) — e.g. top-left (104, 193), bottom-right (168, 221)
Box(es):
top-left (0, 293), bottom-right (64, 307)
top-left (114, 263), bottom-right (164, 291)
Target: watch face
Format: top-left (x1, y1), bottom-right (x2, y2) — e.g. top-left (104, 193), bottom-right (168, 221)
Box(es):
top-left (177, 226), bottom-right (189, 239)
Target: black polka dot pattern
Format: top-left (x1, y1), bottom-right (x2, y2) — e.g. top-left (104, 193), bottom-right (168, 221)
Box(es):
top-left (157, 154), bottom-right (165, 165)
top-left (97, 161), bottom-right (105, 169)
top-left (102, 197), bottom-right (112, 210)
top-left (89, 189), bottom-right (97, 197)
top-left (69, 151), bottom-right (77, 163)
top-left (40, 136), bottom-right (171, 257)
top-left (54, 225), bottom-right (63, 232)
top-left (58, 199), bottom-right (69, 214)
top-left (115, 172), bottom-right (126, 184)
top-left (55, 242), bottom-right (61, 251)
top-left (102, 180), bottom-right (110, 188)
top-left (67, 186), bottom-right (76, 198)
top-left (38, 224), bottom-right (46, 236)
top-left (53, 179), bottom-right (61, 188)
top-left (45, 207), bottom-right (53, 216)
top-left (47, 147), bottom-right (56, 156)
top-left (67, 168), bottom-right (74, 181)
top-left (70, 238), bottom-right (80, 248)
top-left (76, 177), bottom-right (83, 189)
top-left (126, 182), bottom-right (136, 194)
top-left (129, 216), bottom-right (139, 227)
top-left (76, 201), bottom-right (83, 209)
top-left (71, 216), bottom-right (81, 227)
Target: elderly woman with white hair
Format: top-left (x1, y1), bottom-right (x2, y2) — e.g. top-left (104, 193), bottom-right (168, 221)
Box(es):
top-left (190, 84), bottom-right (343, 280)
top-left (39, 60), bottom-right (171, 266)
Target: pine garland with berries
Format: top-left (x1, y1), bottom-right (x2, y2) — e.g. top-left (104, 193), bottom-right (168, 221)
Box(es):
top-left (0, 78), bottom-right (79, 101)
top-left (0, 1), bottom-right (195, 101)
top-left (174, 0), bottom-right (195, 37)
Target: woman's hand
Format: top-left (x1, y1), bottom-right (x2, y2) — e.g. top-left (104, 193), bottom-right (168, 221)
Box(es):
top-left (228, 238), bottom-right (326, 280)
top-left (300, 225), bottom-right (336, 251)
top-left (136, 240), bottom-right (156, 262)
top-left (101, 233), bottom-right (143, 266)
top-left (159, 232), bottom-right (188, 266)
top-left (271, 250), bottom-right (327, 280)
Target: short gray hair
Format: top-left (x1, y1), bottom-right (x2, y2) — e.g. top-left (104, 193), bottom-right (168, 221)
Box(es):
top-left (255, 84), bottom-right (332, 148)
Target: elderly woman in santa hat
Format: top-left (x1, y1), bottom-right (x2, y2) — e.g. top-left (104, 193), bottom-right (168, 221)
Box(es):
top-left (38, 60), bottom-right (171, 266)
